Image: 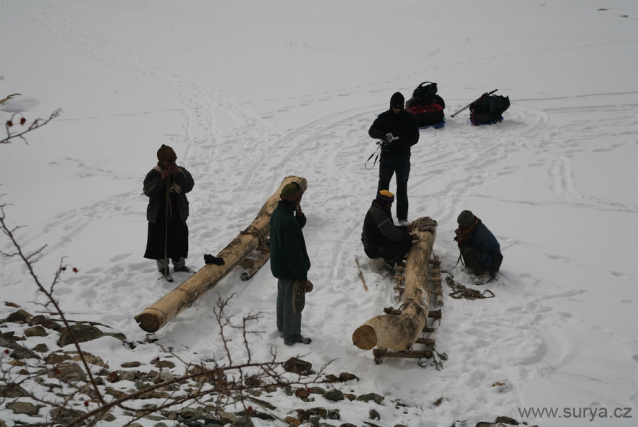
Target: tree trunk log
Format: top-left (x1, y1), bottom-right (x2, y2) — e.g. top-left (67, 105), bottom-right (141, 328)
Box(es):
top-left (352, 217), bottom-right (437, 352)
top-left (135, 176), bottom-right (308, 333)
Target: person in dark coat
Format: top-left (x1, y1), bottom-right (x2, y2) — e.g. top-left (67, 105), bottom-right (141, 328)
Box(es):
top-left (143, 145), bottom-right (195, 281)
top-left (454, 210), bottom-right (503, 284)
top-left (361, 190), bottom-right (417, 267)
top-left (368, 92), bottom-right (420, 225)
top-left (269, 182), bottom-right (312, 346)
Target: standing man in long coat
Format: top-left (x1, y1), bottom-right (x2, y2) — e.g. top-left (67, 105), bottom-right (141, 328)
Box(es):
top-left (368, 92), bottom-right (420, 225)
top-left (269, 182), bottom-right (312, 346)
top-left (143, 144), bottom-right (195, 282)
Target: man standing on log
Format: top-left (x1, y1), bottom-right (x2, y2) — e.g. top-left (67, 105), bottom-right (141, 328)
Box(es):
top-left (143, 145), bottom-right (195, 282)
top-left (368, 92), bottom-right (420, 226)
top-left (455, 210), bottom-right (503, 284)
top-left (361, 190), bottom-right (417, 269)
top-left (269, 182), bottom-right (312, 346)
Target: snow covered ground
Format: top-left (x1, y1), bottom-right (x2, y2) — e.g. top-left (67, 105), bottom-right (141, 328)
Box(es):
top-left (1, 0), bottom-right (638, 425)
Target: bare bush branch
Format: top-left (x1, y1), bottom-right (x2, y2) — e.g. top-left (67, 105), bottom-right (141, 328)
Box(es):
top-left (1, 113), bottom-right (337, 424)
top-left (1, 109), bottom-right (61, 145)
top-left (2, 205), bottom-right (333, 426)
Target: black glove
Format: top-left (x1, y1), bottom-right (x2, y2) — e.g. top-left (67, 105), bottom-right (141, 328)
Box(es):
top-left (204, 254), bottom-right (225, 265)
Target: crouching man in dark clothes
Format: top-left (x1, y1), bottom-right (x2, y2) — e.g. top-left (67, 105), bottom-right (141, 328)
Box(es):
top-left (143, 145), bottom-right (195, 282)
top-left (269, 182), bottom-right (313, 346)
top-left (455, 210), bottom-right (503, 285)
top-left (361, 190), bottom-right (417, 269)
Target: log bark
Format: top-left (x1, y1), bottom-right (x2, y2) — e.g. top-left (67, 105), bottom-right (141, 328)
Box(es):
top-left (352, 217), bottom-right (437, 352)
top-left (135, 176), bottom-right (308, 333)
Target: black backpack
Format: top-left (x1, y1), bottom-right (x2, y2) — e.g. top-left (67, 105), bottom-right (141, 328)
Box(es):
top-left (407, 82), bottom-right (446, 109)
top-left (470, 95), bottom-right (510, 124)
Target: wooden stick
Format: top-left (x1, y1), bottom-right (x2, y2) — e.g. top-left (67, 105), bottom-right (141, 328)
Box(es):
top-left (373, 349), bottom-right (433, 359)
top-left (354, 256), bottom-right (369, 292)
top-left (415, 338), bottom-right (436, 346)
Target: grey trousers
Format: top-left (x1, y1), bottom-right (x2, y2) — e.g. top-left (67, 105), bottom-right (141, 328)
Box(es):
top-left (276, 278), bottom-right (305, 344)
top-left (156, 257), bottom-right (186, 271)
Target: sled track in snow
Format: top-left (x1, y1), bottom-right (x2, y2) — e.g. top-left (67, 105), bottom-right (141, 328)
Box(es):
top-left (6, 0), bottom-right (286, 258)
top-left (8, 0), bottom-right (282, 187)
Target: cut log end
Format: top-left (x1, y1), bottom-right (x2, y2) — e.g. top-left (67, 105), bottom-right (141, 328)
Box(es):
top-left (352, 325), bottom-right (378, 350)
top-left (134, 312), bottom-right (162, 333)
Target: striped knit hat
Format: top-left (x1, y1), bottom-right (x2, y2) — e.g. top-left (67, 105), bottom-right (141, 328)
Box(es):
top-left (280, 182), bottom-right (303, 202)
top-left (375, 190), bottom-right (395, 205)
top-left (157, 144), bottom-right (176, 162)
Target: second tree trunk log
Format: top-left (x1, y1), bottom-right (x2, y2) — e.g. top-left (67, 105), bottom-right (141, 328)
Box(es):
top-left (135, 176), bottom-right (308, 333)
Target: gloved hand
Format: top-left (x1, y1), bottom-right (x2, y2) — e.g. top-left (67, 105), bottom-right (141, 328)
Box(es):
top-left (169, 164), bottom-right (182, 176)
top-left (385, 133), bottom-right (394, 144)
top-left (204, 254), bottom-right (225, 265)
top-left (161, 169), bottom-right (169, 180)
top-left (454, 227), bottom-right (466, 247)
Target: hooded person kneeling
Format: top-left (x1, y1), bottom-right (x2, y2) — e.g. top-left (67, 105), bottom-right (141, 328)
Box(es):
top-left (454, 210), bottom-right (503, 284)
top-left (361, 190), bottom-right (418, 271)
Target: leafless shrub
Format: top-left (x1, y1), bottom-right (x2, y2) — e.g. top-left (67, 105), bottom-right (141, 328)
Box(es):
top-left (1, 114), bottom-right (331, 425)
top-left (1, 108), bottom-right (61, 145)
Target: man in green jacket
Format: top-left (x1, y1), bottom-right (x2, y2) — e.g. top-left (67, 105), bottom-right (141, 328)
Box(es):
top-left (269, 182), bottom-right (312, 346)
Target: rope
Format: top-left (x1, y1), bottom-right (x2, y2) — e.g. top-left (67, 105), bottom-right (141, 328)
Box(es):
top-left (364, 144), bottom-right (382, 170)
top-left (411, 217), bottom-right (438, 232)
top-left (445, 276), bottom-right (494, 300)
top-left (240, 227), bottom-right (268, 248)
top-left (292, 280), bottom-right (313, 314)
top-left (425, 342), bottom-right (448, 370)
top-left (440, 254), bottom-right (463, 274)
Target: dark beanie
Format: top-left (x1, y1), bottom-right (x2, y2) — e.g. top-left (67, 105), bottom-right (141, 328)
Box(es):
top-left (390, 92), bottom-right (405, 110)
top-left (376, 190), bottom-right (395, 205)
top-left (280, 182), bottom-right (303, 201)
top-left (157, 145), bottom-right (176, 162)
top-left (457, 210), bottom-right (477, 227)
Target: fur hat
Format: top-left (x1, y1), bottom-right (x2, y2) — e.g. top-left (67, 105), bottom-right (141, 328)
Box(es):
top-left (390, 92), bottom-right (405, 110)
top-left (376, 189), bottom-right (395, 205)
top-left (157, 145), bottom-right (176, 162)
top-left (280, 182), bottom-right (303, 202)
top-left (457, 210), bottom-right (477, 228)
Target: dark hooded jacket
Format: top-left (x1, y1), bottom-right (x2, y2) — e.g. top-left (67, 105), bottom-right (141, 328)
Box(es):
top-left (361, 201), bottom-right (412, 252)
top-left (269, 201), bottom-right (311, 282)
top-left (459, 219), bottom-right (502, 270)
top-left (368, 94), bottom-right (420, 157)
top-left (143, 165), bottom-right (194, 224)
